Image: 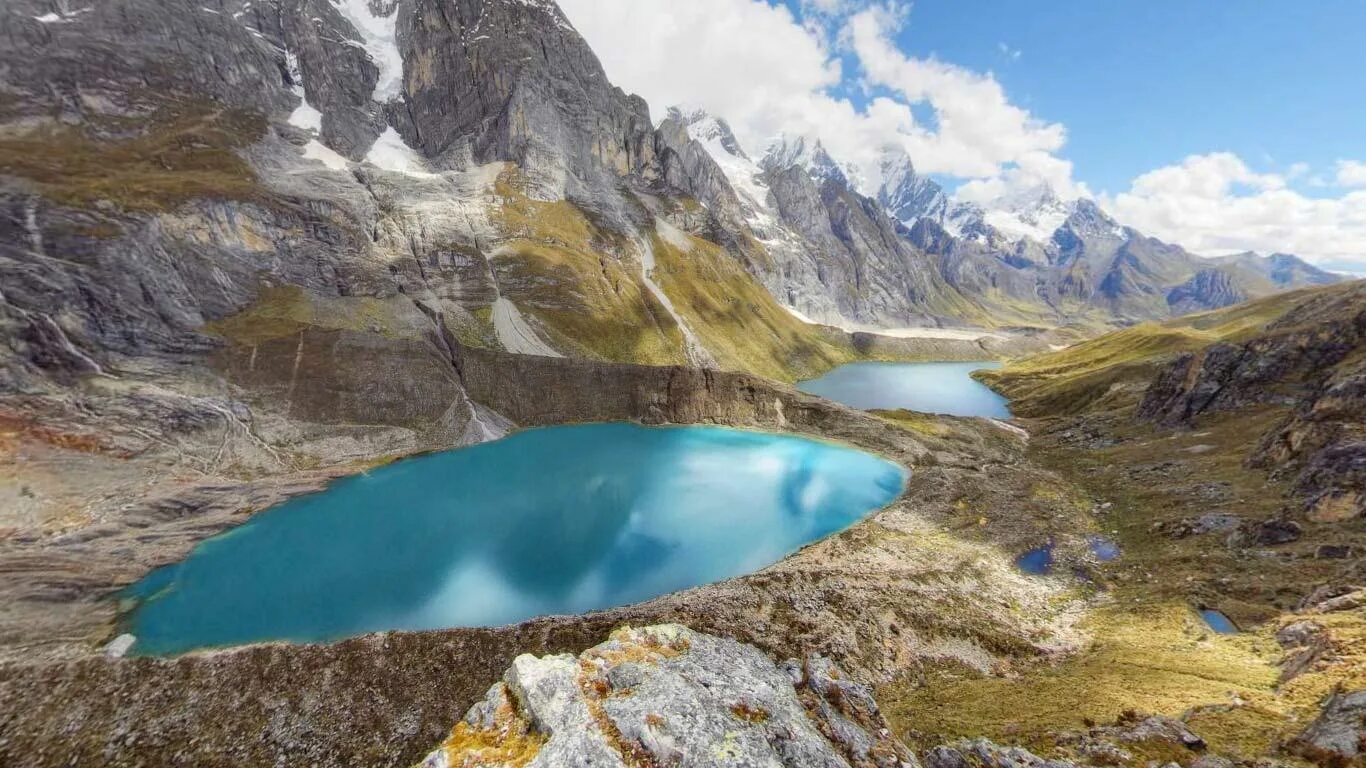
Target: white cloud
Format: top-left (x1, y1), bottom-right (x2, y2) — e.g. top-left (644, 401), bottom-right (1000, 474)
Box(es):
top-left (557, 0), bottom-right (1078, 199)
top-left (558, 0), bottom-right (1364, 267)
top-left (1335, 159), bottom-right (1366, 188)
top-left (1103, 153), bottom-right (1366, 267)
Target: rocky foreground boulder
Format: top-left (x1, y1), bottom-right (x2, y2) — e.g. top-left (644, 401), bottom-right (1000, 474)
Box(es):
top-left (416, 624), bottom-right (916, 768)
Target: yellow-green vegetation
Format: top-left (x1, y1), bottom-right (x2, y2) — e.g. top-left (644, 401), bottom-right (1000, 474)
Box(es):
top-left (203, 285), bottom-right (426, 345)
top-left (436, 722), bottom-right (545, 767)
top-left (433, 683), bottom-right (546, 768)
top-left (0, 101), bottom-right (264, 212)
top-left (650, 229), bottom-right (857, 381)
top-left (976, 286), bottom-right (1336, 416)
top-left (902, 281), bottom-right (1365, 764)
top-left (871, 409), bottom-right (952, 438)
top-left (880, 603), bottom-right (1290, 763)
top-left (491, 172), bottom-right (686, 365)
top-left (489, 173), bottom-right (861, 379)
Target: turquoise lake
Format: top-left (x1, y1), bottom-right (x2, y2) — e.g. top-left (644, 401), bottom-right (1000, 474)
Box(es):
top-left (797, 361), bottom-right (1011, 418)
top-left (122, 424), bottom-right (906, 655)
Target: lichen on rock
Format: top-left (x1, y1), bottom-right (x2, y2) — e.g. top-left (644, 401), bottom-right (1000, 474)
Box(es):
top-left (417, 624), bottom-right (917, 768)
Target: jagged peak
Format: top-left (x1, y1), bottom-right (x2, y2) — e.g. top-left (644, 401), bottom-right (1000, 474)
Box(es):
top-left (667, 106), bottom-right (748, 161)
top-left (875, 146), bottom-right (915, 187)
top-left (759, 133), bottom-right (849, 188)
top-left (873, 145), bottom-right (948, 227)
top-left (1058, 198), bottom-right (1126, 240)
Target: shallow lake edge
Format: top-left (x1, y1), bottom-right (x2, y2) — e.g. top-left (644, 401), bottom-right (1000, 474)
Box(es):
top-left (115, 421), bottom-right (913, 657)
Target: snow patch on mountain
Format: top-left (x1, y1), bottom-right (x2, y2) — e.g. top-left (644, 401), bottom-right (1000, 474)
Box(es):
top-left (979, 184), bottom-right (1074, 243)
top-left (329, 0), bottom-right (403, 102)
top-left (680, 109), bottom-right (772, 214)
top-left (760, 134), bottom-right (852, 188)
top-left (874, 148), bottom-right (949, 228)
top-left (366, 127), bottom-right (434, 175)
top-left (303, 140), bottom-right (350, 171)
top-left (285, 52), bottom-right (324, 132)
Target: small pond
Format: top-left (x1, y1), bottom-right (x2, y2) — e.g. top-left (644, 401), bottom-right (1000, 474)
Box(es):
top-left (1200, 609), bottom-right (1240, 634)
top-left (1088, 535), bottom-right (1121, 562)
top-left (1015, 542), bottom-right (1055, 575)
top-left (121, 424), bottom-right (906, 655)
top-left (797, 361), bottom-right (1011, 418)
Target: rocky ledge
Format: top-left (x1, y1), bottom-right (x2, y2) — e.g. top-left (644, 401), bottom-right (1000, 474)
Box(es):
top-left (1137, 281), bottom-right (1366, 521)
top-left (418, 624), bottom-right (1297, 768)
top-left (0, 348), bottom-right (1090, 768)
top-left (417, 624), bottom-right (915, 768)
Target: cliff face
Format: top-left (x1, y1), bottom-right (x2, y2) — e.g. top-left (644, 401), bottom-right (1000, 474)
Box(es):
top-left (415, 624), bottom-right (915, 768)
top-left (398, 0), bottom-right (658, 210)
top-left (1137, 281), bottom-right (1366, 521)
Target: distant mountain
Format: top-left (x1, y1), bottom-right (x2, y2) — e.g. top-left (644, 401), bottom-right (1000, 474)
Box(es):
top-left (675, 106), bottom-right (1341, 329)
top-left (759, 134), bottom-right (853, 189)
top-left (873, 148), bottom-right (949, 230)
top-left (1213, 251), bottom-right (1342, 291)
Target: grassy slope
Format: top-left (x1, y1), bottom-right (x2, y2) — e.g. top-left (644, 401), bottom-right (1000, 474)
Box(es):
top-left (491, 174), bottom-right (858, 381)
top-left (0, 101), bottom-right (265, 213)
top-left (491, 174), bottom-right (687, 367)
top-left (880, 281), bottom-right (1366, 763)
top-left (974, 284), bottom-right (1352, 417)
top-left (650, 229), bottom-right (857, 381)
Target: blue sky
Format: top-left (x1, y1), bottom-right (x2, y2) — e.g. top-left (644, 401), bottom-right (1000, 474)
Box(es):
top-left (562, 0), bottom-right (1366, 268)
top-left (818, 0), bottom-right (1366, 197)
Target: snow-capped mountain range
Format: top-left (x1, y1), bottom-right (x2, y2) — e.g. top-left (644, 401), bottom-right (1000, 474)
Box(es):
top-left (667, 106), bottom-right (1338, 327)
top-left (674, 106), bottom-right (1112, 254)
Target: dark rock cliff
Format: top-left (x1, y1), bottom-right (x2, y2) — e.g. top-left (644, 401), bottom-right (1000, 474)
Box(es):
top-left (1166, 268), bottom-right (1247, 314)
top-left (1137, 281), bottom-right (1366, 521)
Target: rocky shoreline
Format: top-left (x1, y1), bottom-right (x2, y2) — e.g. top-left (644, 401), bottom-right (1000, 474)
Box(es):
top-left (0, 347), bottom-right (1085, 767)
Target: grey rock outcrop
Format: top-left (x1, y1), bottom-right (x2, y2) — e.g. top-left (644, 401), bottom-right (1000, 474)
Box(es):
top-left (398, 0), bottom-right (657, 211)
top-left (1276, 620), bottom-right (1336, 683)
top-left (1167, 269), bottom-right (1248, 314)
top-left (417, 624), bottom-right (917, 768)
top-left (1289, 688), bottom-right (1366, 765)
top-left (655, 109), bottom-right (750, 233)
top-left (923, 738), bottom-right (1077, 768)
top-left (1137, 281), bottom-right (1366, 520)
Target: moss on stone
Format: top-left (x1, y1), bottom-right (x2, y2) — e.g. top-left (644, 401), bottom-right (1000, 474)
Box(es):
top-left (203, 286), bottom-right (422, 346)
top-left (649, 229), bottom-right (857, 381)
top-left (490, 172), bottom-right (685, 366)
top-left (0, 101), bottom-right (265, 212)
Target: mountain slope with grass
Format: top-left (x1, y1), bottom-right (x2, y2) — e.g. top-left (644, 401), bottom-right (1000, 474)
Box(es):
top-left (936, 281), bottom-right (1366, 766)
top-left (0, 1), bottom-right (1360, 767)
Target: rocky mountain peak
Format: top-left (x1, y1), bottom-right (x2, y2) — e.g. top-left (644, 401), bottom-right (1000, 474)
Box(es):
top-left (398, 0), bottom-right (659, 207)
top-left (1266, 252), bottom-right (1340, 286)
top-left (1057, 198), bottom-right (1127, 241)
top-left (875, 145), bottom-right (948, 227)
top-left (669, 106), bottom-right (750, 160)
top-left (760, 133), bottom-right (849, 188)
top-left (942, 182), bottom-right (1077, 247)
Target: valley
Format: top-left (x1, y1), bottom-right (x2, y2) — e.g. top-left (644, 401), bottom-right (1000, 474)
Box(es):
top-left (0, 0), bottom-right (1360, 766)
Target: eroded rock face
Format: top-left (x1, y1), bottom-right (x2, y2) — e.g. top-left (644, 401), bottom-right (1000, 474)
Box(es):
top-left (1137, 282), bottom-right (1366, 521)
top-left (1290, 689), bottom-right (1366, 765)
top-left (418, 625), bottom-right (917, 768)
top-left (1166, 268), bottom-right (1247, 315)
top-left (923, 738), bottom-right (1077, 768)
top-left (398, 0), bottom-right (657, 210)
